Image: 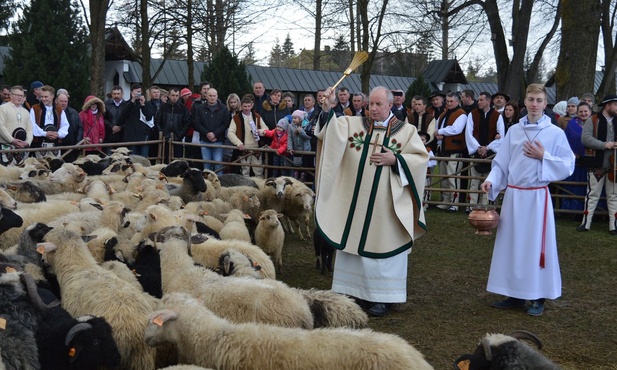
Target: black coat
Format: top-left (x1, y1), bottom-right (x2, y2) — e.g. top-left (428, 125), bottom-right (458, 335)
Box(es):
top-left (156, 101), bottom-right (190, 140)
top-left (118, 100), bottom-right (156, 142)
top-left (191, 100), bottom-right (230, 142)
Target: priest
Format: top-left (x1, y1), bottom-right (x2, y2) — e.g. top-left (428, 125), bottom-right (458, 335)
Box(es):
top-left (314, 86), bottom-right (428, 317)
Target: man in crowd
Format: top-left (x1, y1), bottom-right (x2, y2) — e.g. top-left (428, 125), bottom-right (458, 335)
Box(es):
top-left (155, 87), bottom-right (191, 162)
top-left (261, 88), bottom-right (290, 129)
top-left (104, 85), bottom-right (128, 154)
top-left (117, 83), bottom-right (156, 158)
top-left (481, 83), bottom-right (574, 317)
top-left (434, 92), bottom-right (467, 212)
top-left (56, 89), bottom-right (83, 162)
top-left (253, 81), bottom-right (269, 115)
top-left (465, 91), bottom-right (505, 210)
top-left (315, 86), bottom-right (428, 317)
top-left (0, 86), bottom-right (32, 165)
top-left (1, 85), bottom-right (10, 103)
top-left (228, 95), bottom-right (268, 178)
top-left (26, 80), bottom-right (44, 109)
top-left (578, 94), bottom-right (617, 234)
top-left (461, 89), bottom-right (478, 113)
top-left (390, 89), bottom-right (408, 121)
top-left (344, 92), bottom-right (367, 117)
top-left (192, 88), bottom-right (230, 171)
top-left (407, 95), bottom-right (436, 148)
top-left (427, 90), bottom-right (446, 118)
top-left (29, 85), bottom-right (69, 159)
top-left (491, 91), bottom-right (509, 113)
top-left (333, 87), bottom-right (351, 114)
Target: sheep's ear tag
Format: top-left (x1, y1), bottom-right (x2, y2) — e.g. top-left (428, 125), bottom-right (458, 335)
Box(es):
top-left (0, 317), bottom-right (6, 330)
top-left (68, 347), bottom-right (76, 357)
top-left (5, 267), bottom-right (16, 273)
top-left (253, 262), bottom-right (262, 271)
top-left (242, 195), bottom-right (248, 202)
top-left (457, 359), bottom-right (470, 370)
top-left (36, 245), bottom-right (46, 254)
top-left (153, 316), bottom-right (164, 327)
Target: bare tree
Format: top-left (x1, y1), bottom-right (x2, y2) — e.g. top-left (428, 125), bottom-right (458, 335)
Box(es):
top-left (596, 0), bottom-right (617, 99)
top-left (80, 0), bottom-right (111, 96)
top-left (358, 0), bottom-right (389, 92)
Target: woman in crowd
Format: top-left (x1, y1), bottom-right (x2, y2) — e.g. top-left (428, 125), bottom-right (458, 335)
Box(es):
top-left (558, 97), bottom-right (579, 129)
top-left (223, 93), bottom-right (241, 172)
top-left (79, 95), bottom-right (106, 156)
top-left (561, 102), bottom-right (593, 212)
top-left (502, 101), bottom-right (519, 134)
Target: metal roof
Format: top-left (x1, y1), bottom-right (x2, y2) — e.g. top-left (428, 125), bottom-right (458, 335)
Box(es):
top-left (245, 65), bottom-right (414, 93)
top-left (423, 60), bottom-right (468, 84)
top-left (123, 59), bottom-right (206, 87)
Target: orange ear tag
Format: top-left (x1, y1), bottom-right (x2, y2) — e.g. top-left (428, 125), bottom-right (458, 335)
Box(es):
top-left (153, 316), bottom-right (164, 327)
top-left (36, 245), bottom-right (46, 254)
top-left (68, 347), bottom-right (76, 357)
top-left (0, 317), bottom-right (6, 329)
top-left (457, 359), bottom-right (470, 370)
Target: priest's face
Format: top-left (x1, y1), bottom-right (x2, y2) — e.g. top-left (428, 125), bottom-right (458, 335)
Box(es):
top-left (368, 89), bottom-right (393, 122)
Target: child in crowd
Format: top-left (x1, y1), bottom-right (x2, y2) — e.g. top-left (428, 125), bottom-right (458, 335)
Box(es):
top-left (419, 131), bottom-right (437, 211)
top-left (287, 110), bottom-right (311, 181)
top-left (260, 117), bottom-right (290, 177)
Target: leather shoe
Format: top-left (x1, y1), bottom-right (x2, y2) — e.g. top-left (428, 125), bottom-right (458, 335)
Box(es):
top-left (367, 303), bottom-right (390, 317)
top-left (609, 230), bottom-right (617, 236)
top-left (576, 225), bottom-right (589, 232)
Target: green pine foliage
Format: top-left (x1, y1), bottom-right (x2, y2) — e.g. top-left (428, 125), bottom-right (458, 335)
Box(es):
top-left (4, 0), bottom-right (90, 104)
top-left (201, 46), bottom-right (251, 101)
top-left (405, 74), bottom-right (432, 107)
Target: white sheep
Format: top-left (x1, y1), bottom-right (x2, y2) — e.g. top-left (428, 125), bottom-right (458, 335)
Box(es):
top-left (190, 236), bottom-right (276, 280)
top-left (258, 177), bottom-right (293, 213)
top-left (156, 227), bottom-right (312, 329)
top-left (0, 164), bottom-right (25, 181)
top-left (282, 182), bottom-right (314, 240)
top-left (37, 227), bottom-right (157, 370)
top-left (218, 209), bottom-right (251, 242)
top-left (254, 209), bottom-right (285, 272)
top-left (48, 200), bottom-right (128, 235)
top-left (216, 248), bottom-right (263, 279)
top-left (0, 187), bottom-right (17, 210)
top-left (144, 292), bottom-right (434, 370)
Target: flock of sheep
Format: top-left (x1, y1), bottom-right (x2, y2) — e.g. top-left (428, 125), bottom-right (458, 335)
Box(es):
top-left (0, 148), bottom-right (561, 369)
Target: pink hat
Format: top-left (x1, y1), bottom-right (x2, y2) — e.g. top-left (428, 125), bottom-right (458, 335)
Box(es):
top-left (180, 88), bottom-right (192, 97)
top-left (84, 95), bottom-right (97, 103)
top-left (292, 110), bottom-right (305, 119)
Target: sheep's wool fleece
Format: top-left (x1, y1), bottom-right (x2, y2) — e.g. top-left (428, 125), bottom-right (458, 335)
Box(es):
top-left (485, 114), bottom-right (574, 300)
top-left (314, 110), bottom-right (428, 258)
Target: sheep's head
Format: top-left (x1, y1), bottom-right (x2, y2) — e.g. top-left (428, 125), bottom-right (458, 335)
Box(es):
top-left (182, 168), bottom-right (207, 193)
top-left (258, 210), bottom-right (283, 227)
top-left (65, 316), bottom-right (121, 368)
top-left (265, 176), bottom-right (293, 198)
top-left (0, 187), bottom-right (17, 209)
top-left (217, 249), bottom-right (262, 278)
top-left (144, 308), bottom-right (179, 347)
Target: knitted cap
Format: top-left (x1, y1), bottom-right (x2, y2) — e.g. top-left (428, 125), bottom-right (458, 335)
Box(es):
top-left (292, 110), bottom-right (305, 119)
top-left (567, 97), bottom-right (579, 106)
top-left (276, 117), bottom-right (289, 131)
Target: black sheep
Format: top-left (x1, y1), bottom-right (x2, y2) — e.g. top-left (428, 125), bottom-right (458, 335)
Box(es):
top-left (160, 159), bottom-right (190, 177)
top-left (75, 157), bottom-right (112, 176)
top-left (0, 205), bottom-right (23, 235)
top-left (128, 242), bottom-right (163, 298)
top-left (170, 168), bottom-right (208, 203)
top-left (313, 229), bottom-right (334, 274)
top-left (219, 173), bottom-right (259, 188)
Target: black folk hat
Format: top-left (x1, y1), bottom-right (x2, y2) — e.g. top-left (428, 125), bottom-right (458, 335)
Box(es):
top-left (429, 90), bottom-right (446, 99)
top-left (491, 91), bottom-right (510, 101)
top-left (599, 94), bottom-right (617, 106)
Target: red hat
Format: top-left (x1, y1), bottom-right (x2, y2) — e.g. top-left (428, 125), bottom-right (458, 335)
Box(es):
top-left (180, 88), bottom-right (192, 97)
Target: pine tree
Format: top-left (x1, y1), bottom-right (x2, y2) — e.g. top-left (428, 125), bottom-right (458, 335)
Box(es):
top-left (405, 75), bottom-right (432, 107)
top-left (4, 0), bottom-right (90, 103)
top-left (201, 46), bottom-right (251, 101)
top-left (269, 38), bottom-right (283, 67)
top-left (282, 34), bottom-right (294, 60)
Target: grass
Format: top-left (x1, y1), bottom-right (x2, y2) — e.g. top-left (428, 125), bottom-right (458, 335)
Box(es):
top-left (280, 209), bottom-right (617, 369)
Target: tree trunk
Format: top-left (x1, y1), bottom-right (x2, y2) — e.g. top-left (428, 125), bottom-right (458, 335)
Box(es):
top-left (187, 0), bottom-right (195, 89)
top-left (89, 0), bottom-right (109, 97)
top-left (313, 0), bottom-right (322, 70)
top-left (440, 0), bottom-right (449, 60)
top-left (597, 0), bottom-right (615, 99)
top-left (556, 0), bottom-right (601, 100)
top-left (140, 0), bottom-right (152, 88)
top-left (349, 0), bottom-right (354, 53)
top-left (359, 0), bottom-right (388, 93)
top-left (502, 0), bottom-right (533, 101)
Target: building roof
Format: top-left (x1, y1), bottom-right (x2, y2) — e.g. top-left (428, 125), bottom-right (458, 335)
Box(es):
top-left (423, 60), bottom-right (468, 84)
top-left (123, 59), bottom-right (206, 87)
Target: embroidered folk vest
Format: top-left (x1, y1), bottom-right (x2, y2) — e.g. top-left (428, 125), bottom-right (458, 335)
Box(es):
top-left (438, 108), bottom-right (466, 153)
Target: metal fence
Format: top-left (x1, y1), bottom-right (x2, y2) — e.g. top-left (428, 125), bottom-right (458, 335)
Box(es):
top-left (1, 138), bottom-right (596, 215)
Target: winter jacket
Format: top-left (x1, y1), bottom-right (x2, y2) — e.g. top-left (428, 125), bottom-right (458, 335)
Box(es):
top-left (104, 98), bottom-right (128, 143)
top-left (262, 129), bottom-right (288, 155)
top-left (118, 99), bottom-right (156, 142)
top-left (287, 121), bottom-right (311, 152)
top-left (155, 101), bottom-right (190, 140)
top-left (79, 96), bottom-right (106, 151)
top-left (261, 100), bottom-right (290, 129)
top-left (191, 100), bottom-right (230, 142)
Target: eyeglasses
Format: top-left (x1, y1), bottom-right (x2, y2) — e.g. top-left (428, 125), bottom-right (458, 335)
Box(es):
top-left (11, 93), bottom-right (24, 98)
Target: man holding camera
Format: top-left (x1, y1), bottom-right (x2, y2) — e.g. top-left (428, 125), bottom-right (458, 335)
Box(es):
top-left (117, 83), bottom-right (156, 158)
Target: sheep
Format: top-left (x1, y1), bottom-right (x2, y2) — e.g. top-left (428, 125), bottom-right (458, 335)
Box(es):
top-left (161, 159), bottom-right (191, 177)
top-left (216, 248), bottom-right (263, 279)
top-left (0, 206), bottom-right (23, 237)
top-left (313, 228), bottom-right (334, 274)
top-left (0, 187), bottom-right (17, 210)
top-left (259, 176), bottom-right (293, 212)
top-left (190, 235), bottom-right (276, 279)
top-left (19, 164), bottom-right (51, 180)
top-left (254, 209), bottom-right (285, 273)
top-left (48, 200), bottom-right (129, 235)
top-left (170, 168), bottom-right (208, 204)
top-left (282, 181), bottom-right (314, 240)
top-left (454, 331), bottom-right (561, 370)
top-left (145, 292), bottom-right (434, 370)
top-left (183, 199), bottom-right (231, 222)
top-left (0, 164), bottom-right (24, 181)
top-left (215, 184), bottom-right (260, 202)
top-left (218, 209), bottom-right (251, 242)
top-left (158, 366), bottom-right (213, 370)
top-left (31, 162), bottom-right (89, 194)
top-left (3, 180), bottom-right (47, 203)
top-left (37, 227), bottom-right (158, 370)
top-left (156, 226), bottom-right (312, 328)
top-left (0, 201), bottom-right (80, 250)
top-left (218, 173), bottom-right (258, 188)
top-left (75, 156), bottom-right (113, 176)
top-left (79, 178), bottom-right (115, 204)
top-left (227, 189), bottom-right (261, 216)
